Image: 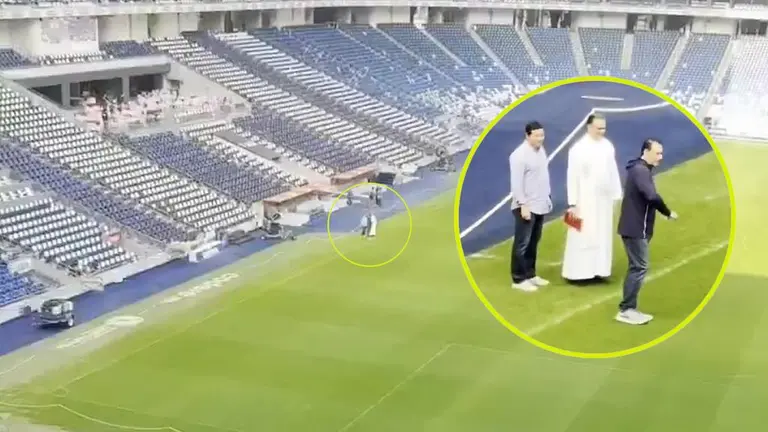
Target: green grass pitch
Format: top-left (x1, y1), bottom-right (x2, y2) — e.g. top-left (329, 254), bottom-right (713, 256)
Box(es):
top-left (464, 150), bottom-right (731, 355)
top-left (1, 141), bottom-right (767, 432)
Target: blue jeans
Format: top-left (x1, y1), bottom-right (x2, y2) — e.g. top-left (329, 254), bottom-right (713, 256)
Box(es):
top-left (619, 237), bottom-right (650, 311)
top-left (511, 208), bottom-right (544, 284)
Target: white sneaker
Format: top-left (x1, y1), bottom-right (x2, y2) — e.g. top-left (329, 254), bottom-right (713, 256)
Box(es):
top-left (637, 310), bottom-right (654, 321)
top-left (513, 280), bottom-right (538, 292)
top-left (530, 276), bottom-right (550, 287)
top-left (615, 309), bottom-right (652, 325)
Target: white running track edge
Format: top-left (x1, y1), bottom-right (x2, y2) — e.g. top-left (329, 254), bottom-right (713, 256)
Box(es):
top-left (459, 102), bottom-right (671, 239)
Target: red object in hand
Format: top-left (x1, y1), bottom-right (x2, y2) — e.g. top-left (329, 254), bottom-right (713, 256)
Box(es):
top-left (564, 211), bottom-right (583, 231)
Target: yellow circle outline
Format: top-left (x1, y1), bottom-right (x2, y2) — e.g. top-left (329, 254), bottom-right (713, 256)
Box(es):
top-left (327, 182), bottom-right (413, 268)
top-left (453, 76), bottom-right (736, 359)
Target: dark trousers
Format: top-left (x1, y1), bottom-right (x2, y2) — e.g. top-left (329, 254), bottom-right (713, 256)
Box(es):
top-left (511, 208), bottom-right (544, 283)
top-left (619, 236), bottom-right (650, 311)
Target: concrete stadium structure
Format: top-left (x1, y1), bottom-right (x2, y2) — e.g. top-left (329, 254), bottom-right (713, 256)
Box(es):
top-left (0, 0), bottom-right (763, 351)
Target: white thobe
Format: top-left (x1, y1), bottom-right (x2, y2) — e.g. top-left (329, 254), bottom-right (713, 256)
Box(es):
top-left (360, 215), bottom-right (378, 237)
top-left (368, 214), bottom-right (377, 237)
top-left (561, 135), bottom-right (623, 281)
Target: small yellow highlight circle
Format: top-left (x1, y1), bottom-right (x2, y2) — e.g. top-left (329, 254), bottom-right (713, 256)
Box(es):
top-left (327, 182), bottom-right (413, 268)
top-left (453, 75), bottom-right (736, 360)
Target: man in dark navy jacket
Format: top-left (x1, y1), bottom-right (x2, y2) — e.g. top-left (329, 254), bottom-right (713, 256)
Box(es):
top-left (616, 139), bottom-right (678, 325)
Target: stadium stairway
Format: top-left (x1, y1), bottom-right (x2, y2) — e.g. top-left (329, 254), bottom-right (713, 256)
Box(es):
top-left (207, 32), bottom-right (436, 158)
top-left (114, 132), bottom-right (294, 205)
top-left (231, 111), bottom-right (372, 177)
top-left (156, 34), bottom-right (420, 169)
top-left (466, 26), bottom-right (524, 88)
top-left (0, 84), bottom-right (252, 236)
top-left (196, 32), bottom-right (428, 168)
top-left (378, 24), bottom-right (484, 89)
top-left (260, 26), bottom-right (453, 121)
top-left (0, 188), bottom-right (137, 274)
top-left (423, 24), bottom-right (512, 88)
top-left (569, 29), bottom-right (589, 75)
top-left (148, 36), bottom-right (374, 176)
top-left (656, 32), bottom-right (689, 89)
top-left (621, 30), bottom-right (680, 88)
top-left (419, 25), bottom-right (467, 66)
top-left (525, 27), bottom-right (581, 84)
top-left (216, 31), bottom-right (464, 153)
top-left (665, 33), bottom-right (731, 110)
top-left (699, 39), bottom-right (735, 117)
top-left (715, 36), bottom-right (768, 135)
top-left (180, 120), bottom-right (314, 187)
top-left (0, 140), bottom-right (193, 245)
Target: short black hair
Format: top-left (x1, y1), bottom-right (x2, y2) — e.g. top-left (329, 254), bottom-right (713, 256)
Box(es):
top-left (586, 113), bottom-right (605, 125)
top-left (525, 121), bottom-right (543, 136)
top-left (641, 138), bottom-right (661, 155)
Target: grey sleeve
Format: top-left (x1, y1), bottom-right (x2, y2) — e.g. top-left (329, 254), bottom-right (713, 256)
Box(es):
top-left (510, 151), bottom-right (526, 206)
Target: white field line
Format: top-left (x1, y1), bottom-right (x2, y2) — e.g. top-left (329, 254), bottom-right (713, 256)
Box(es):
top-left (0, 392), bottom-right (248, 432)
top-left (333, 240), bottom-right (728, 431)
top-left (459, 102), bottom-right (671, 239)
top-left (56, 198), bottom-right (448, 390)
top-left (466, 252), bottom-right (561, 267)
top-left (0, 400), bottom-right (183, 431)
top-left (0, 356), bottom-right (35, 377)
top-left (336, 344), bottom-right (452, 432)
top-left (447, 342), bottom-right (756, 383)
top-left (524, 240), bottom-right (728, 336)
top-left (0, 190), bottom-right (449, 432)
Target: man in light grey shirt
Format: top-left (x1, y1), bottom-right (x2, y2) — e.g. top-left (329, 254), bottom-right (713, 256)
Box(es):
top-left (509, 121), bottom-right (553, 292)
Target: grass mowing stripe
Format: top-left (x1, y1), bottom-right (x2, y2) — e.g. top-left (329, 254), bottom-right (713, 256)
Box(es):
top-left (525, 240), bottom-right (728, 335)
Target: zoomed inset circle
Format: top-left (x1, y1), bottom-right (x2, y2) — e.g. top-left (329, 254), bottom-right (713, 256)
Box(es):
top-left (327, 182), bottom-right (413, 268)
top-left (453, 76), bottom-right (735, 359)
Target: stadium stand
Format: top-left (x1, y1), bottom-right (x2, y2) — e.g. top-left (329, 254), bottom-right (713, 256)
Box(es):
top-left (714, 36), bottom-right (768, 136)
top-left (0, 6), bottom-right (750, 314)
top-left (525, 27), bottom-right (580, 84)
top-left (151, 34), bottom-right (419, 169)
top-left (329, 25), bottom-right (459, 100)
top-left (625, 30), bottom-right (681, 87)
top-left (474, 24), bottom-right (549, 87)
top-left (181, 120), bottom-right (310, 188)
top-left (0, 85), bottom-right (250, 234)
top-left (579, 27), bottom-right (625, 77)
top-left (214, 32), bottom-right (455, 154)
top-left (665, 33), bottom-right (731, 109)
top-left (0, 142), bottom-right (192, 244)
top-left (0, 259), bottom-right (46, 307)
top-left (100, 40), bottom-right (157, 59)
top-left (423, 24), bottom-right (511, 87)
top-left (0, 192), bottom-right (135, 273)
top-left (116, 131), bottom-right (293, 204)
top-left (378, 24), bottom-right (485, 88)
top-left (232, 112), bottom-right (372, 176)
top-left (207, 32), bottom-right (430, 161)
top-left (0, 48), bottom-right (33, 69)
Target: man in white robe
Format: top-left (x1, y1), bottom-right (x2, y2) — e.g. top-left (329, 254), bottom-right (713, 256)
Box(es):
top-left (368, 213), bottom-right (377, 237)
top-left (561, 113), bottom-right (623, 282)
top-left (360, 212), bottom-right (377, 238)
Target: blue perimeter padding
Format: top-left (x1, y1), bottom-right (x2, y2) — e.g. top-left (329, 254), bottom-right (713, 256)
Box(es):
top-left (458, 81), bottom-right (713, 256)
top-left (0, 164), bottom-right (465, 356)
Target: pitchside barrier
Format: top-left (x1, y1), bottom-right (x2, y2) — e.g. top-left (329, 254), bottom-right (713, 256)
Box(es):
top-left (188, 240), bottom-right (225, 263)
